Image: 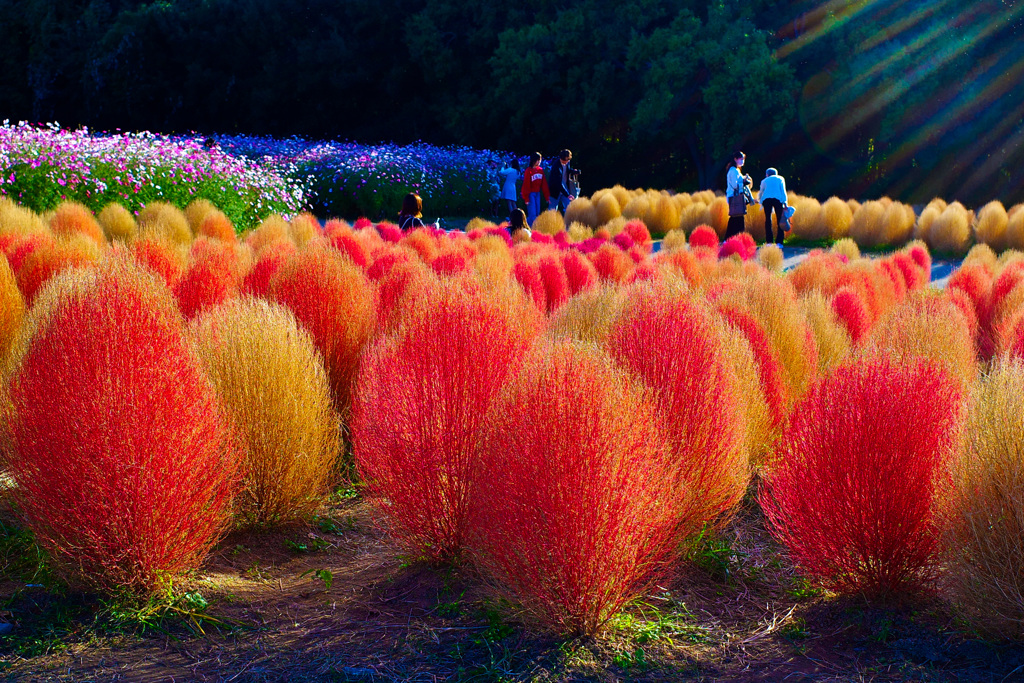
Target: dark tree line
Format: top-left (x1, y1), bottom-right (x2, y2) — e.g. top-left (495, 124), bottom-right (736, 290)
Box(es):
top-left (2, 0), bottom-right (1023, 206)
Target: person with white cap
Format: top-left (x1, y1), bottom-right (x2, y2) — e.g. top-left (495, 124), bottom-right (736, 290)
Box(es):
top-left (759, 168), bottom-right (789, 244)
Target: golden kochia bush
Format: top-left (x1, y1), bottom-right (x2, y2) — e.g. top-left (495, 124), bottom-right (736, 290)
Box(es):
top-left (1007, 204), bottom-right (1024, 251)
top-left (138, 202), bottom-right (192, 245)
top-left (756, 243), bottom-right (784, 272)
top-left (944, 360), bottom-right (1024, 640)
top-left (564, 197), bottom-right (599, 229)
top-left (98, 203), bottom-right (138, 243)
top-left (975, 201), bottom-right (1009, 253)
top-left (821, 197), bottom-right (853, 240)
top-left (184, 199), bottom-right (219, 234)
top-left (679, 202), bottom-right (713, 235)
top-left (247, 215), bottom-right (294, 255)
top-left (708, 312), bottom-right (774, 469)
top-left (860, 292), bottom-right (978, 391)
top-left (531, 209), bottom-right (565, 236)
top-left (925, 202), bottom-right (973, 256)
top-left (788, 196), bottom-right (826, 242)
top-left (799, 291), bottom-right (852, 375)
top-left (289, 213), bottom-right (320, 247)
top-left (0, 257), bottom-right (25, 364)
top-left (830, 237), bottom-right (861, 261)
top-left (743, 199), bottom-right (766, 243)
top-left (190, 298), bottom-right (341, 527)
top-left (546, 285), bottom-right (626, 345)
top-left (713, 273), bottom-right (819, 408)
top-left (963, 243), bottom-right (999, 272)
top-left (0, 197), bottom-right (48, 237)
top-left (642, 192), bottom-right (682, 238)
top-left (708, 197), bottom-right (730, 237)
top-left (592, 191), bottom-right (622, 226)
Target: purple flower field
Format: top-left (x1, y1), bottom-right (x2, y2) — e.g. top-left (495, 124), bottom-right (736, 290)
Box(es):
top-left (218, 135), bottom-right (518, 221)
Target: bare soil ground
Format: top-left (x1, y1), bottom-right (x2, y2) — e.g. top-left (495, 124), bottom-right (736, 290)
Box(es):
top-left (2, 494), bottom-right (1023, 683)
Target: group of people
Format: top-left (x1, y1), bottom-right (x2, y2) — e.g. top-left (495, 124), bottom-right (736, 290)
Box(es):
top-left (399, 150), bottom-right (578, 239)
top-left (726, 150), bottom-right (792, 244)
top-left (493, 150), bottom-right (579, 236)
top-left (399, 148), bottom-right (791, 245)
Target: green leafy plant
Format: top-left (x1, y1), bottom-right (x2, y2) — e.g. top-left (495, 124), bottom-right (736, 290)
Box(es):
top-left (284, 537), bottom-right (331, 554)
top-left (301, 568), bottom-right (334, 591)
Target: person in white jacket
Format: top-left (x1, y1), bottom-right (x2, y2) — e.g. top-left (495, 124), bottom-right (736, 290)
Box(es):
top-left (759, 168), bottom-right (789, 244)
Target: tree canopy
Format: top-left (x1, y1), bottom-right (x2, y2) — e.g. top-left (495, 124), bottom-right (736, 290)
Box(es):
top-left (2, 0), bottom-right (1023, 205)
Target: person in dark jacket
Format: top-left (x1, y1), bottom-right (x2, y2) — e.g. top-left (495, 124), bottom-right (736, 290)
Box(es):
top-left (398, 192), bottom-right (426, 231)
top-left (547, 149), bottom-right (576, 212)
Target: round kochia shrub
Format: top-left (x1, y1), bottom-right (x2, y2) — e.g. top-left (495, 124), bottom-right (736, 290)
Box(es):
top-left (352, 277), bottom-right (541, 562)
top-left (190, 298), bottom-right (341, 528)
top-left (944, 360), bottom-right (1024, 639)
top-left (270, 246), bottom-right (376, 412)
top-left (4, 258), bottom-right (238, 595)
top-left (607, 285), bottom-right (747, 537)
top-left (760, 358), bottom-right (964, 598)
top-left (469, 341), bottom-right (679, 636)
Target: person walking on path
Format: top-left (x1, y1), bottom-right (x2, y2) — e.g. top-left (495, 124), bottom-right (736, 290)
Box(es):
top-left (725, 151), bottom-right (752, 238)
top-left (521, 153), bottom-right (550, 225)
top-left (498, 159), bottom-right (520, 215)
top-left (547, 149), bottom-right (576, 212)
top-left (398, 192), bottom-right (426, 231)
top-left (759, 167), bottom-right (789, 244)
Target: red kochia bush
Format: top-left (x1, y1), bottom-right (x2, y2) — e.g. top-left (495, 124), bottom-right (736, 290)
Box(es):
top-left (5, 259), bottom-right (238, 594)
top-left (608, 287), bottom-right (746, 536)
top-left (174, 260), bottom-right (238, 319)
top-left (241, 241), bottom-right (295, 297)
top-left (538, 256), bottom-right (570, 312)
top-left (832, 286), bottom-right (871, 343)
top-left (688, 225), bottom-right (719, 249)
top-left (718, 233), bottom-right (757, 261)
top-left (560, 250), bottom-right (598, 296)
top-left (469, 341), bottom-right (679, 635)
top-left (270, 247), bottom-right (376, 411)
top-left (760, 358), bottom-right (964, 597)
top-left (513, 259), bottom-right (547, 311)
top-left (352, 281), bottom-right (541, 561)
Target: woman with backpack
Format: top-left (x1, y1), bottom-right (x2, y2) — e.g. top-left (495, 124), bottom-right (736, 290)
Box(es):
top-left (725, 151), bottom-right (752, 238)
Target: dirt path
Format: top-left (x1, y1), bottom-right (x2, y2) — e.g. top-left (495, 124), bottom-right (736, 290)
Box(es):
top-left (3, 496), bottom-right (1023, 682)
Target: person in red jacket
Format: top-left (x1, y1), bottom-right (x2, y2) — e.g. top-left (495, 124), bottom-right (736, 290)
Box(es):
top-left (521, 152), bottom-right (550, 225)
